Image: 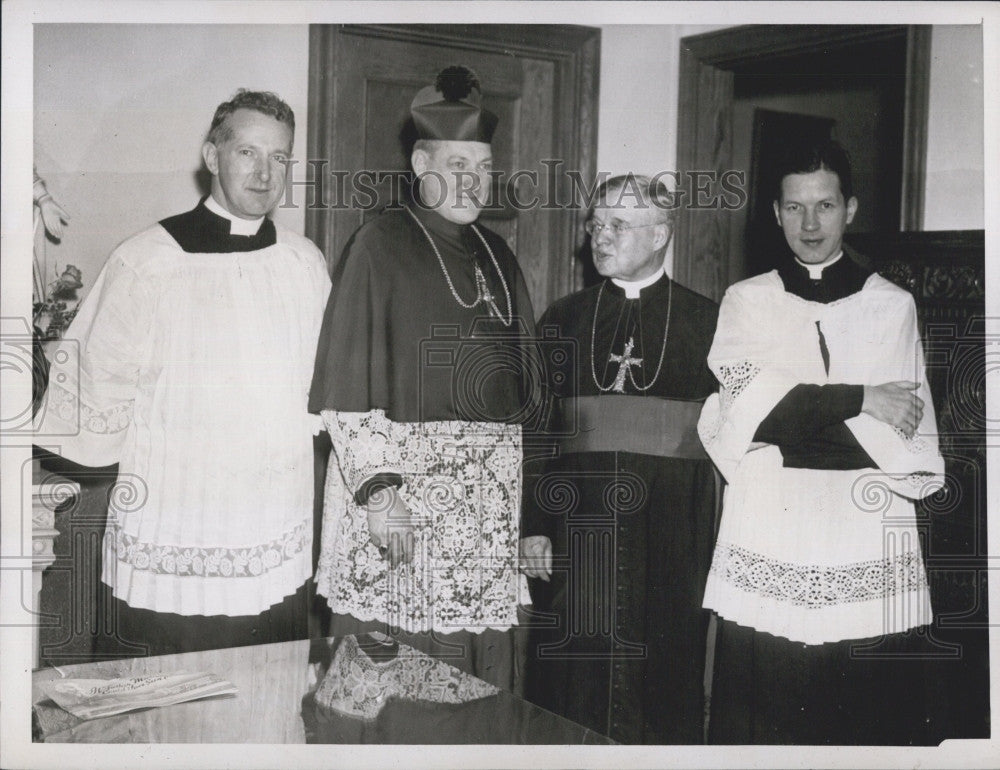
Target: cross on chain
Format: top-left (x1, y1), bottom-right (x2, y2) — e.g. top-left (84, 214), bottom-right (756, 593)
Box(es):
top-left (608, 336), bottom-right (643, 393)
top-left (475, 265), bottom-right (504, 320)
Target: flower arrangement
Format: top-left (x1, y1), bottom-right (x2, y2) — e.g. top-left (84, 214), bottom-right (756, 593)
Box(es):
top-left (33, 264), bottom-right (83, 342)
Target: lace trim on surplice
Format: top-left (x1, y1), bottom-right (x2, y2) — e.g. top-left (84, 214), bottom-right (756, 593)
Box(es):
top-left (111, 519), bottom-right (309, 578)
top-left (47, 381), bottom-right (132, 434)
top-left (709, 541), bottom-right (929, 608)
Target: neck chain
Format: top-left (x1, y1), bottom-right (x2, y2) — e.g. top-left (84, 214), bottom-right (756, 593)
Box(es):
top-left (405, 206), bottom-right (512, 326)
top-left (590, 278), bottom-right (673, 393)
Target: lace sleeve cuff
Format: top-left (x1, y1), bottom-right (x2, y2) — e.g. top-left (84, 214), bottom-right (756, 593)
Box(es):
top-left (698, 362), bottom-right (798, 481)
top-left (34, 379), bottom-right (133, 467)
top-left (321, 409), bottom-right (404, 501)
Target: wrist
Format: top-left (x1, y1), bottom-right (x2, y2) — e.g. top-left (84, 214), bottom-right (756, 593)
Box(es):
top-left (860, 385), bottom-right (873, 415)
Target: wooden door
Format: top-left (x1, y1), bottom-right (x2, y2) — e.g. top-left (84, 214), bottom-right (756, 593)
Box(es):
top-left (306, 24), bottom-right (600, 317)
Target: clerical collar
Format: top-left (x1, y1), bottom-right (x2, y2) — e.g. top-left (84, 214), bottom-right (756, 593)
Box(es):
top-left (778, 249), bottom-right (871, 304)
top-left (611, 266), bottom-right (666, 299)
top-left (795, 250), bottom-right (843, 280)
top-left (159, 198), bottom-right (277, 253)
top-left (204, 194), bottom-right (265, 236)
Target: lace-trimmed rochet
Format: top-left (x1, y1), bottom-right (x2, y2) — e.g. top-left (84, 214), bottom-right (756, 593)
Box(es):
top-left (322, 409), bottom-right (401, 492)
top-left (315, 634), bottom-right (500, 720)
top-left (317, 414), bottom-right (524, 634)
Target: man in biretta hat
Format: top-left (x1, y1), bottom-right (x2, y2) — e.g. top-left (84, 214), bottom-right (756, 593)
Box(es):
top-left (309, 66), bottom-right (541, 690)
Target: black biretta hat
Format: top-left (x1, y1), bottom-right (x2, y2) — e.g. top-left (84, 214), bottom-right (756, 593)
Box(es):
top-left (410, 66), bottom-right (498, 143)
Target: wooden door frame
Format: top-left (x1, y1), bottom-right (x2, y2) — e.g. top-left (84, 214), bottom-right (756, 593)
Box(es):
top-left (306, 24), bottom-right (601, 305)
top-left (674, 24), bottom-right (931, 301)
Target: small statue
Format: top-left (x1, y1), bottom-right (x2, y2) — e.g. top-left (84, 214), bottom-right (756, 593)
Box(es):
top-left (32, 167), bottom-right (74, 415)
top-left (34, 167), bottom-right (71, 238)
top-left (33, 167), bottom-right (71, 303)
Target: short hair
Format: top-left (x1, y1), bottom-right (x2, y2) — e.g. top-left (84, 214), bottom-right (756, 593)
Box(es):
top-left (412, 139), bottom-right (446, 158)
top-left (206, 89), bottom-right (295, 146)
top-left (593, 174), bottom-right (676, 226)
top-left (773, 139), bottom-right (853, 202)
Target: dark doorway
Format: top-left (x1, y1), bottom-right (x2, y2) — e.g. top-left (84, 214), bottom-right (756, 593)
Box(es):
top-left (733, 33), bottom-right (908, 279)
top-left (674, 25), bottom-right (929, 301)
top-left (744, 109), bottom-right (834, 277)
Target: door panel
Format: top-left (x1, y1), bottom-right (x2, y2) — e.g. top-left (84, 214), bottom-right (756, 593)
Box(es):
top-left (307, 24), bottom-right (599, 317)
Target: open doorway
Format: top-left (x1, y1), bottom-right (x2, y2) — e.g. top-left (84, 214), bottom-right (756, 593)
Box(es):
top-left (674, 25), bottom-right (928, 301)
top-left (742, 109), bottom-right (835, 277)
top-left (733, 33), bottom-right (908, 277)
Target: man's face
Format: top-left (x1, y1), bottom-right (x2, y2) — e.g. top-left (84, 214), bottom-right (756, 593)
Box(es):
top-left (202, 108), bottom-right (293, 220)
top-left (773, 167), bottom-right (858, 265)
top-left (589, 196), bottom-right (670, 282)
top-left (412, 141), bottom-right (493, 225)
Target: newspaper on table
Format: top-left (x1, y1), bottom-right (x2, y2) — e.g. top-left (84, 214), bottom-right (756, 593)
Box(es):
top-left (39, 671), bottom-right (237, 720)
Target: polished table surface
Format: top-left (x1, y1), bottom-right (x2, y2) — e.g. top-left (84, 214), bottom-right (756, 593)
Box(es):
top-left (32, 636), bottom-right (610, 744)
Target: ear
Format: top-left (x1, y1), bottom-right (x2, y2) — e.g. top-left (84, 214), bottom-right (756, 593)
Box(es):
top-left (772, 200), bottom-right (782, 227)
top-left (652, 222), bottom-right (671, 252)
top-left (845, 196), bottom-right (858, 225)
top-left (411, 149), bottom-right (429, 176)
top-left (202, 142), bottom-right (219, 176)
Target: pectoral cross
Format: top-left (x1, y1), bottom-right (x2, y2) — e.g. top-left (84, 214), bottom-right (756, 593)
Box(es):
top-left (608, 336), bottom-right (643, 393)
top-left (476, 265), bottom-right (504, 320)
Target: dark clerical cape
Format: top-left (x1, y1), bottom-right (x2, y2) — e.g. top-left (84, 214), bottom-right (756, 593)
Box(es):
top-left (309, 205), bottom-right (539, 637)
top-left (523, 272), bottom-right (719, 744)
top-left (309, 204), bottom-right (537, 423)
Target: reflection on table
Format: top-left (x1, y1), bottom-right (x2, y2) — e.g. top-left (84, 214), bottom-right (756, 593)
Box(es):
top-left (32, 634), bottom-right (612, 744)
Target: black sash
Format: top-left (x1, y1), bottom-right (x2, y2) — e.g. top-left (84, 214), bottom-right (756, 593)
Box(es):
top-left (556, 395), bottom-right (708, 459)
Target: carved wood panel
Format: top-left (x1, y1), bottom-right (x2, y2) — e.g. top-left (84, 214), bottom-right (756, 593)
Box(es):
top-left (847, 229), bottom-right (988, 739)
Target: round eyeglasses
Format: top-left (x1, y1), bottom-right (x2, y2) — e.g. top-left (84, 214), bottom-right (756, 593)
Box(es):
top-left (584, 220), bottom-right (659, 237)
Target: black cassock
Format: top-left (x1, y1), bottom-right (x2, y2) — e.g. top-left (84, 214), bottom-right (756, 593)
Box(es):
top-left (523, 273), bottom-right (719, 744)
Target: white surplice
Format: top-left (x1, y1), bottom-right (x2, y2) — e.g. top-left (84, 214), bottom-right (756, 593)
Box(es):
top-left (35, 221), bottom-right (330, 616)
top-left (698, 271), bottom-right (945, 644)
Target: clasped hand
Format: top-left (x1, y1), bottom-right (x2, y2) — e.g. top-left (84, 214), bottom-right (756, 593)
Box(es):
top-left (862, 380), bottom-right (924, 438)
top-left (519, 535), bottom-right (552, 581)
top-left (366, 486), bottom-right (417, 568)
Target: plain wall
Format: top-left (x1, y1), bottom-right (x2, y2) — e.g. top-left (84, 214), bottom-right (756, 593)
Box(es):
top-left (923, 24), bottom-right (985, 230)
top-left (595, 24), bottom-right (726, 275)
top-left (33, 24), bottom-right (310, 302)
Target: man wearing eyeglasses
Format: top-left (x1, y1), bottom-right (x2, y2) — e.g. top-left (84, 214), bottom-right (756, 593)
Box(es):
top-left (520, 174), bottom-right (719, 743)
